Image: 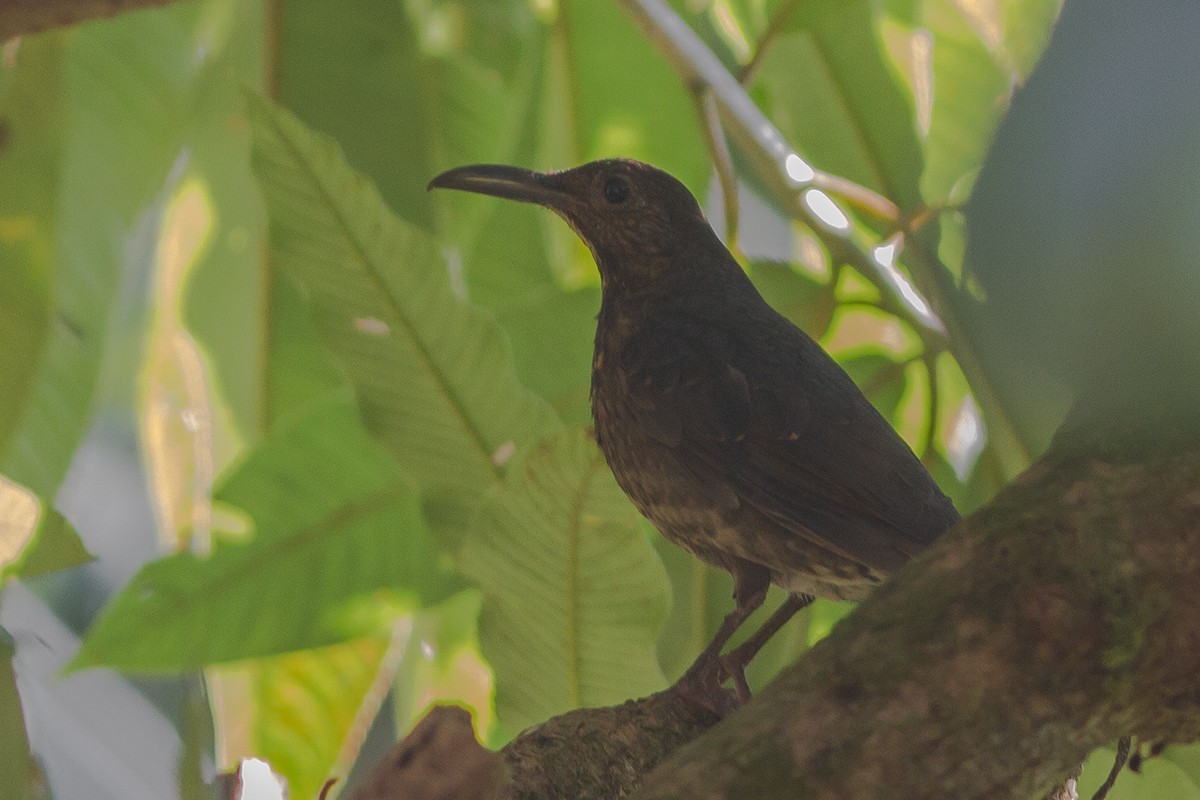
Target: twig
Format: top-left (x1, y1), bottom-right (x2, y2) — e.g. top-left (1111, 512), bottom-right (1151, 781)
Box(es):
top-left (736, 0), bottom-right (802, 85)
top-left (922, 351), bottom-right (940, 462)
top-left (691, 87), bottom-right (741, 250)
top-left (1089, 736), bottom-right (1131, 800)
top-left (810, 171), bottom-right (899, 224)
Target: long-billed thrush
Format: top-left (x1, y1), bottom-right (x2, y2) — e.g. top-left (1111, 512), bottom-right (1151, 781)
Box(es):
top-left (429, 159), bottom-right (959, 701)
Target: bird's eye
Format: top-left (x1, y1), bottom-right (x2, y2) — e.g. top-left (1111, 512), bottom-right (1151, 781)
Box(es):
top-left (603, 176), bottom-right (630, 204)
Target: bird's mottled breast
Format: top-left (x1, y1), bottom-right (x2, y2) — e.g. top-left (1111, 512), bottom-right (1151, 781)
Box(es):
top-left (590, 306), bottom-right (639, 454)
top-left (590, 307), bottom-right (665, 493)
top-left (589, 302), bottom-right (733, 538)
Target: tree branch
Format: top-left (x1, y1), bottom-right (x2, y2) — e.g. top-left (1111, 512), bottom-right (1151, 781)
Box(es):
top-left (630, 441), bottom-right (1200, 799)
top-left (352, 690), bottom-right (722, 800)
top-left (0, 0), bottom-right (188, 40)
top-left (358, 438), bottom-right (1200, 799)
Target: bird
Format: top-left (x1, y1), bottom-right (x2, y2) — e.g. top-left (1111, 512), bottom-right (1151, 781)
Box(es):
top-left (429, 159), bottom-right (960, 703)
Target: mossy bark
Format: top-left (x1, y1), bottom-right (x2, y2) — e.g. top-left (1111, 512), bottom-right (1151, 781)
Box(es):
top-left (359, 443), bottom-right (1200, 799)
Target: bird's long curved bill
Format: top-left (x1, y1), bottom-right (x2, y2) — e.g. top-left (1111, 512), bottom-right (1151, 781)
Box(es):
top-left (427, 164), bottom-right (566, 207)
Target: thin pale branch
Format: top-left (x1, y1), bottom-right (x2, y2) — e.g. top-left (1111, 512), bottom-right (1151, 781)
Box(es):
top-left (810, 170), bottom-right (900, 223)
top-left (614, 0), bottom-right (944, 336)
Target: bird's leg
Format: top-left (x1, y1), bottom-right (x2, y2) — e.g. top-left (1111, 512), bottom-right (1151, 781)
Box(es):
top-left (675, 562), bottom-right (769, 711)
top-left (718, 593), bottom-right (814, 701)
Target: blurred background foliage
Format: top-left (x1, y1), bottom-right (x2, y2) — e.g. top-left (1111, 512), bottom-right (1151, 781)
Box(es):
top-left (1, 0), bottom-right (1198, 798)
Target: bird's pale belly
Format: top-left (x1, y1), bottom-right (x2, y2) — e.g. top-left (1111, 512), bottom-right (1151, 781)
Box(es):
top-left (593, 390), bottom-right (879, 602)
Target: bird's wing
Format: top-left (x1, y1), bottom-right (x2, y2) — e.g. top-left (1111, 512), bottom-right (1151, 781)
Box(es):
top-left (620, 318), bottom-right (957, 573)
top-left (736, 376), bottom-right (955, 571)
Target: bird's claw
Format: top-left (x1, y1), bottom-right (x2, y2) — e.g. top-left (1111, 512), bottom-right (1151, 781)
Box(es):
top-left (673, 655), bottom-right (740, 718)
top-left (716, 654), bottom-right (753, 705)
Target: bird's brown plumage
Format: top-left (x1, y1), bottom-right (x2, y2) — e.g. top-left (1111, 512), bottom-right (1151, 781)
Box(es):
top-left (429, 158), bottom-right (959, 697)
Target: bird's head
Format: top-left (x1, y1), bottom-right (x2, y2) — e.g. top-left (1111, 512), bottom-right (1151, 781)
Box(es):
top-left (429, 159), bottom-right (721, 293)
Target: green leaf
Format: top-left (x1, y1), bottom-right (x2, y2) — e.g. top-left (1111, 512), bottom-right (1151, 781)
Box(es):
top-left (492, 286), bottom-right (599, 426)
top-left (652, 538), bottom-right (732, 683)
top-left (916, 1), bottom-right (1016, 205)
top-left (0, 36), bottom-right (61, 461)
top-left (0, 474), bottom-right (91, 581)
top-left (949, 0), bottom-right (1063, 81)
top-left (247, 94), bottom-right (559, 521)
top-left (279, 0), bottom-right (432, 232)
top-left (0, 628), bottom-right (33, 800)
top-left (1164, 743), bottom-right (1200, 795)
top-left (806, 598), bottom-right (854, 646)
top-left (460, 428), bottom-right (670, 734)
top-left (748, 260), bottom-right (836, 338)
top-left (840, 352), bottom-right (912, 424)
top-left (660, 0), bottom-right (753, 72)
top-left (925, 448), bottom-right (997, 519)
top-left (449, 187), bottom-right (601, 435)
top-left (280, 0), bottom-right (545, 236)
top-left (246, 634), bottom-right (397, 800)
top-left (1003, 1), bottom-right (1063, 78)
top-left (72, 397), bottom-right (450, 671)
top-left (552, 1), bottom-right (709, 190)
top-left (449, 145), bottom-right (598, 428)
top-left (756, 0), bottom-right (924, 211)
top-left (260, 279), bottom-right (350, 429)
top-left (177, 0), bottom-right (271, 444)
top-left (530, 0), bottom-right (711, 288)
top-left (3, 8), bottom-right (200, 496)
top-left (390, 591), bottom-right (495, 743)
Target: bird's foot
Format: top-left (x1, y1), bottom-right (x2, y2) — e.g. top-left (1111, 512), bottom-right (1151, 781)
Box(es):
top-left (677, 593), bottom-right (815, 712)
top-left (673, 654), bottom-right (739, 718)
top-left (716, 653), bottom-right (753, 704)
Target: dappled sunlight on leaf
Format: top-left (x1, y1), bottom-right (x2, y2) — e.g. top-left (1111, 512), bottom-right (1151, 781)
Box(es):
top-left (823, 305), bottom-right (918, 360)
top-left (0, 474), bottom-right (90, 581)
top-left (0, 476), bottom-right (39, 573)
top-left (236, 758), bottom-right (286, 800)
top-left (392, 592), bottom-right (495, 745)
top-left (142, 174), bottom-right (217, 555)
top-left (211, 631), bottom-right (404, 800)
top-left (801, 189), bottom-right (850, 231)
top-left (947, 394), bottom-right (986, 481)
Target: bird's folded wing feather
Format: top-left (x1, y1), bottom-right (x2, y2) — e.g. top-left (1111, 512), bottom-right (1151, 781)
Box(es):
top-left (621, 320), bottom-right (957, 573)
